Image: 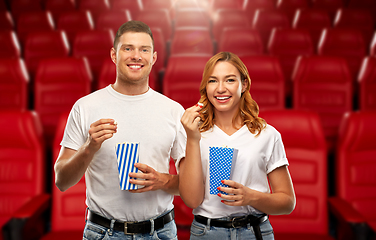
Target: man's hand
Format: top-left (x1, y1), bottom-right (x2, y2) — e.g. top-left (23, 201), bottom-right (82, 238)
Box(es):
top-left (128, 163), bottom-right (178, 194)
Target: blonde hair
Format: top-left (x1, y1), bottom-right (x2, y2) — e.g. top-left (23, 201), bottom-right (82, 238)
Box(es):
top-left (199, 52), bottom-right (266, 136)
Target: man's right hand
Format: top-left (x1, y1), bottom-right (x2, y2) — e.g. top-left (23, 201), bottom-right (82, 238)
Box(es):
top-left (87, 118), bottom-right (118, 152)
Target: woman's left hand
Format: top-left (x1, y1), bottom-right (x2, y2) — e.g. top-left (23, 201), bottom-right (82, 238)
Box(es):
top-left (217, 180), bottom-right (255, 206)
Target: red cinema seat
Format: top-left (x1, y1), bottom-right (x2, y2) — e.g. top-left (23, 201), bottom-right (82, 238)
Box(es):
top-left (174, 196), bottom-right (194, 240)
top-left (170, 27), bottom-right (214, 56)
top-left (77, 0), bottom-right (110, 20)
top-left (0, 11), bottom-right (14, 31)
top-left (241, 55), bottom-right (285, 110)
top-left (142, 0), bottom-right (174, 20)
top-left (218, 28), bottom-right (264, 56)
top-left (371, 33), bottom-right (376, 57)
top-left (358, 56), bottom-right (376, 111)
top-left (34, 57), bottom-right (92, 145)
top-left (211, 9), bottom-right (251, 42)
top-left (242, 0), bottom-right (275, 22)
top-left (56, 10), bottom-right (94, 46)
top-left (23, 30), bottom-right (70, 78)
top-left (276, 0), bottom-right (310, 22)
top-left (347, 0), bottom-right (376, 21)
top-left (328, 111), bottom-right (376, 239)
top-left (96, 10), bottom-right (132, 33)
top-left (137, 9), bottom-right (172, 42)
top-left (292, 56), bottom-right (353, 153)
top-left (111, 0), bottom-right (143, 19)
top-left (0, 110), bottom-right (49, 240)
top-left (0, 30), bottom-right (21, 58)
top-left (72, 29), bottom-right (114, 82)
top-left (97, 58), bottom-right (159, 92)
top-left (150, 27), bottom-right (166, 77)
top-left (174, 9), bottom-right (211, 29)
top-left (16, 11), bottom-right (55, 46)
top-left (318, 28), bottom-right (367, 82)
top-left (0, 58), bottom-right (29, 111)
top-left (267, 28), bottom-right (314, 97)
top-left (0, 0), bottom-right (7, 11)
top-left (310, 0), bottom-right (344, 21)
top-left (10, 0), bottom-right (43, 21)
top-left (333, 8), bottom-right (374, 46)
top-left (208, 0), bottom-right (243, 16)
top-left (163, 54), bottom-right (211, 109)
top-left (44, 0), bottom-right (76, 22)
top-left (39, 111), bottom-right (86, 240)
top-left (292, 8), bottom-right (332, 47)
top-left (261, 110), bottom-right (333, 240)
top-left (252, 9), bottom-right (290, 49)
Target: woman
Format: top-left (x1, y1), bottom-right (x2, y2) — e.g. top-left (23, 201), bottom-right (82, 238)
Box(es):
top-left (179, 52), bottom-right (295, 240)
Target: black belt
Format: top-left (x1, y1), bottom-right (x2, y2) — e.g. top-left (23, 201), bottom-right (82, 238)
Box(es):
top-left (87, 209), bottom-right (174, 235)
top-left (195, 214), bottom-right (268, 240)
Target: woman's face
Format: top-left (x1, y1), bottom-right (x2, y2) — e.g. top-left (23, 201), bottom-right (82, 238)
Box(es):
top-left (205, 61), bottom-right (246, 116)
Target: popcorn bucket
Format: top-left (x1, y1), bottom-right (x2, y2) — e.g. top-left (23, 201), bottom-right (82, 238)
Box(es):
top-left (115, 142), bottom-right (140, 190)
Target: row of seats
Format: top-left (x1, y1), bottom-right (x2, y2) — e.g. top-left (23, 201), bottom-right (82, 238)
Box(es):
top-left (2, 54), bottom-right (376, 152)
top-left (1, 109), bottom-right (375, 239)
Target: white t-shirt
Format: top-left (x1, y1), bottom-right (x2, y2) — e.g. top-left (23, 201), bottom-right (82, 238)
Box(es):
top-left (193, 124), bottom-right (288, 218)
top-left (61, 85), bottom-right (186, 221)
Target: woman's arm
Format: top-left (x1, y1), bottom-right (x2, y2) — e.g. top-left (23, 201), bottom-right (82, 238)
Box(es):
top-left (179, 105), bottom-right (205, 209)
top-left (219, 165), bottom-right (296, 215)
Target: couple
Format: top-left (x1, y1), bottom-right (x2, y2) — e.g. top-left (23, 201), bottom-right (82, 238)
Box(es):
top-left (54, 20), bottom-right (295, 240)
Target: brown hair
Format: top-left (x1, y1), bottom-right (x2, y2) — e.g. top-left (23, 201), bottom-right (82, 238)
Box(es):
top-left (199, 52), bottom-right (266, 136)
top-left (113, 20), bottom-right (154, 50)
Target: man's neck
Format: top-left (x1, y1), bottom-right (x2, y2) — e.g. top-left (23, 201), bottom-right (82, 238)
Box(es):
top-left (112, 79), bottom-right (149, 96)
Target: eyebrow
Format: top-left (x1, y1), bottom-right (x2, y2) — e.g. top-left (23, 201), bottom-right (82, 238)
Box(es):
top-left (120, 44), bottom-right (152, 49)
top-left (209, 74), bottom-right (238, 79)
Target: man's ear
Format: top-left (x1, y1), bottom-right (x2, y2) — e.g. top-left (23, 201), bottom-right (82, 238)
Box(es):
top-left (152, 51), bottom-right (157, 66)
top-left (110, 47), bottom-right (117, 64)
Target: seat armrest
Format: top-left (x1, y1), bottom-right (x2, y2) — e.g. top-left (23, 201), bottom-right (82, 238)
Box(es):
top-left (2, 193), bottom-right (51, 240)
top-left (328, 197), bottom-right (365, 223)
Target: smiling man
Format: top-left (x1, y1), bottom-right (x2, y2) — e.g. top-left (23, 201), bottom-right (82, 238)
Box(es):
top-left (54, 21), bottom-right (186, 240)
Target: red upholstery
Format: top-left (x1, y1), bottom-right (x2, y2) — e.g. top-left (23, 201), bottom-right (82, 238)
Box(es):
top-left (318, 28), bottom-right (367, 81)
top-left (174, 9), bottom-right (211, 29)
top-left (77, 0), bottom-right (110, 20)
top-left (97, 58), bottom-right (159, 91)
top-left (292, 56), bottom-right (353, 152)
top-left (329, 111), bottom-right (376, 239)
top-left (261, 110), bottom-right (333, 240)
top-left (150, 27), bottom-right (166, 76)
top-left (44, 0), bottom-right (76, 22)
top-left (174, 196), bottom-right (193, 240)
top-left (241, 55), bottom-right (285, 110)
top-left (10, 0), bottom-right (43, 21)
top-left (0, 58), bottom-right (29, 111)
top-left (358, 56), bottom-right (376, 111)
top-left (111, 0), bottom-right (143, 19)
top-left (24, 30), bottom-right (70, 78)
top-left (0, 11), bottom-right (14, 31)
top-left (347, 0), bottom-right (376, 26)
top-left (137, 9), bottom-right (172, 42)
top-left (267, 28), bottom-right (314, 96)
top-left (242, 0), bottom-right (275, 22)
top-left (333, 8), bottom-right (375, 46)
top-left (371, 33), bottom-right (376, 57)
top-left (142, 0), bottom-right (174, 19)
top-left (208, 0), bottom-right (243, 16)
top-left (16, 11), bottom-right (55, 46)
top-left (292, 8), bottom-right (331, 47)
top-left (72, 29), bottom-right (114, 81)
top-left (276, 0), bottom-right (310, 22)
top-left (0, 30), bottom-right (20, 58)
top-left (40, 111), bottom-right (86, 240)
top-left (170, 27), bottom-right (214, 56)
top-left (0, 0), bottom-right (6, 11)
top-left (218, 28), bottom-right (263, 56)
top-left (95, 10), bottom-right (132, 33)
top-left (163, 54), bottom-right (211, 109)
top-left (0, 110), bottom-right (48, 239)
top-left (252, 9), bottom-right (290, 49)
top-left (211, 9), bottom-right (251, 42)
top-left (310, 0), bottom-right (344, 20)
top-left (34, 57), bottom-right (92, 145)
top-left (56, 10), bottom-right (94, 46)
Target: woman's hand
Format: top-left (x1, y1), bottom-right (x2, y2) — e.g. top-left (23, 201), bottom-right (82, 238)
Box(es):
top-left (217, 180), bottom-right (254, 206)
top-left (180, 103), bottom-right (202, 141)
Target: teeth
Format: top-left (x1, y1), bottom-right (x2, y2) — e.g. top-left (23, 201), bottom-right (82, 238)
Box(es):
top-left (216, 96), bottom-right (230, 100)
top-left (129, 65), bottom-right (141, 69)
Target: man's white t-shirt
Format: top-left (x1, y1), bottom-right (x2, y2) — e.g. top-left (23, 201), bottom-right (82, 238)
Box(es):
top-left (61, 85), bottom-right (186, 222)
top-left (193, 124), bottom-right (288, 218)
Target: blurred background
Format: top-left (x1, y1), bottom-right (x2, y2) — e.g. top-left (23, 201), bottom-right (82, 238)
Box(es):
top-left (0, 0), bottom-right (376, 239)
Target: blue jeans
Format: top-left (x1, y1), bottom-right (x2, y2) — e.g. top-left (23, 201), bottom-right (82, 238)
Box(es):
top-left (82, 213), bottom-right (177, 240)
top-left (189, 216), bottom-right (274, 240)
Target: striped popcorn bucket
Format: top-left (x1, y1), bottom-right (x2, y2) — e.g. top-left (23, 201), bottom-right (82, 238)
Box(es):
top-left (115, 142), bottom-right (140, 190)
top-left (209, 146), bottom-right (238, 195)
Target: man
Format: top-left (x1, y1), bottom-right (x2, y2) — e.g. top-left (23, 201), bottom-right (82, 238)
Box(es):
top-left (54, 20), bottom-right (186, 239)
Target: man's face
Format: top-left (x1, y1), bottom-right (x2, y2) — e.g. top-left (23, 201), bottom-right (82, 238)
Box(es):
top-left (111, 31), bottom-right (157, 84)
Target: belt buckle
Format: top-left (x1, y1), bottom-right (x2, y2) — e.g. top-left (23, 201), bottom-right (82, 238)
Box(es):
top-left (231, 217), bottom-right (240, 228)
top-left (124, 221), bottom-right (136, 235)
